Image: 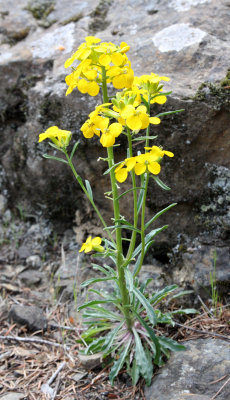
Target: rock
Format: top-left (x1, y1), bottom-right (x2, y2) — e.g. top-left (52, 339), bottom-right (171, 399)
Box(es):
top-left (26, 254), bottom-right (42, 269)
top-left (0, 394), bottom-right (26, 400)
top-left (78, 352), bottom-right (104, 370)
top-left (145, 339), bottom-right (230, 400)
top-left (0, 194), bottom-right (7, 214)
top-left (3, 209), bottom-right (12, 224)
top-left (18, 269), bottom-right (43, 286)
top-left (9, 305), bottom-right (47, 331)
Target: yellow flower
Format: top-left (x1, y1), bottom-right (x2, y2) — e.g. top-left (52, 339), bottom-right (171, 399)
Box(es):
top-left (134, 153), bottom-right (161, 175)
top-left (79, 236), bottom-right (104, 253)
top-left (120, 104), bottom-right (160, 131)
top-left (145, 145), bottom-right (174, 160)
top-left (38, 126), bottom-right (72, 148)
top-left (100, 122), bottom-right (123, 147)
top-left (115, 157), bottom-right (136, 182)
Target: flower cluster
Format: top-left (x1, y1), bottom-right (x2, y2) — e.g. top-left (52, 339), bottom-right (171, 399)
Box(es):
top-left (65, 36), bottom-right (133, 96)
top-left (80, 104), bottom-right (123, 147)
top-left (115, 145), bottom-right (174, 182)
top-left (38, 126), bottom-right (72, 148)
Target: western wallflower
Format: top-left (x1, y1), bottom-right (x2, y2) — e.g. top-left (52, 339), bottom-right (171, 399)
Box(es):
top-left (38, 126), bottom-right (72, 148)
top-left (119, 104), bottom-right (161, 131)
top-left (79, 236), bottom-right (104, 253)
top-left (134, 153), bottom-right (161, 175)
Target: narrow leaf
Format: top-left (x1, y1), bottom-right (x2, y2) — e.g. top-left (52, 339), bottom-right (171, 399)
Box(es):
top-left (85, 179), bottom-right (93, 201)
top-left (133, 311), bottom-right (161, 365)
top-left (133, 329), bottom-right (153, 386)
top-left (81, 276), bottom-right (116, 288)
top-left (152, 176), bottom-right (171, 190)
top-left (125, 269), bottom-right (134, 292)
top-left (145, 203), bottom-right (177, 230)
top-left (109, 340), bottom-right (132, 385)
top-left (171, 308), bottom-right (198, 315)
top-left (132, 287), bottom-right (156, 326)
top-left (150, 285), bottom-right (178, 306)
top-left (70, 140), bottom-right (80, 160)
top-left (158, 336), bottom-right (185, 352)
top-left (115, 187), bottom-right (145, 201)
top-left (154, 109), bottom-right (184, 118)
top-left (78, 299), bottom-right (118, 311)
top-left (43, 154), bottom-right (68, 164)
top-left (132, 136), bottom-right (158, 141)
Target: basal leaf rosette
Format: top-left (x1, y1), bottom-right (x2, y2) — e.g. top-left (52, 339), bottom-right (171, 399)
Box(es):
top-left (64, 36), bottom-right (134, 96)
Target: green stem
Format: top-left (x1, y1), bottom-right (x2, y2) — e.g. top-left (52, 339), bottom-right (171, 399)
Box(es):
top-left (101, 66), bottom-right (132, 330)
top-left (145, 96), bottom-right (151, 148)
top-left (124, 130), bottom-right (138, 265)
top-left (64, 150), bottom-right (115, 245)
top-left (134, 172), bottom-right (149, 277)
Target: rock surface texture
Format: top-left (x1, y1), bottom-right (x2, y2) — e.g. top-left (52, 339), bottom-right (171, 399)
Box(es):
top-left (145, 339), bottom-right (230, 400)
top-left (0, 0), bottom-right (230, 293)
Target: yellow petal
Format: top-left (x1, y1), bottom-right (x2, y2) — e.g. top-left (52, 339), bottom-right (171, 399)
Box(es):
top-left (112, 74), bottom-right (126, 89)
top-left (149, 117), bottom-right (161, 125)
top-left (77, 78), bottom-right (88, 93)
top-left (126, 157), bottom-right (136, 171)
top-left (148, 162), bottom-right (161, 175)
top-left (120, 104), bottom-right (135, 119)
top-left (126, 115), bottom-right (142, 131)
top-left (115, 168), bottom-right (128, 183)
top-left (140, 113), bottom-right (149, 129)
top-left (109, 123), bottom-right (123, 137)
top-left (135, 163), bottom-right (146, 175)
top-left (87, 81), bottom-right (100, 96)
top-left (151, 95), bottom-right (167, 105)
top-left (99, 54), bottom-right (111, 66)
top-left (100, 133), bottom-right (115, 147)
top-left (92, 237), bottom-right (102, 246)
top-left (111, 53), bottom-right (124, 66)
top-left (164, 150), bottom-right (174, 157)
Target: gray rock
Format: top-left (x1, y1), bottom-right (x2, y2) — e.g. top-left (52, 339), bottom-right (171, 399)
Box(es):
top-left (18, 269), bottom-right (43, 285)
top-left (145, 339), bottom-right (230, 400)
top-left (9, 305), bottom-right (47, 331)
top-left (3, 209), bottom-right (12, 224)
top-left (0, 393), bottom-right (26, 400)
top-left (78, 352), bottom-right (104, 370)
top-left (0, 194), bottom-right (7, 214)
top-left (26, 254), bottom-right (42, 269)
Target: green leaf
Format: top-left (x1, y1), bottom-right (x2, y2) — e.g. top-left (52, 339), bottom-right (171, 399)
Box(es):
top-left (133, 226), bottom-right (168, 258)
top-left (125, 269), bottom-right (134, 292)
top-left (137, 177), bottom-right (145, 215)
top-left (133, 311), bottom-right (161, 365)
top-left (132, 287), bottom-right (156, 326)
top-left (158, 336), bottom-right (185, 352)
top-left (152, 176), bottom-right (171, 190)
top-left (43, 154), bottom-right (68, 164)
top-left (132, 136), bottom-right (158, 141)
top-left (145, 203), bottom-right (177, 230)
top-left (171, 308), bottom-right (198, 315)
top-left (81, 276), bottom-right (116, 288)
top-left (85, 179), bottom-right (93, 201)
top-left (133, 240), bottom-right (154, 276)
top-left (81, 326), bottom-right (111, 340)
top-left (78, 299), bottom-right (118, 311)
top-left (70, 140), bottom-right (80, 160)
top-left (83, 304), bottom-right (121, 319)
top-left (109, 340), bottom-right (132, 385)
top-left (102, 322), bottom-right (124, 354)
top-left (149, 285), bottom-right (178, 306)
top-left (154, 109), bottom-right (184, 118)
top-left (86, 337), bottom-right (106, 353)
top-left (170, 290), bottom-right (194, 299)
top-left (103, 161), bottom-right (123, 175)
top-left (133, 329), bottom-right (153, 386)
top-left (131, 359), bottom-right (140, 386)
top-left (115, 187), bottom-right (145, 201)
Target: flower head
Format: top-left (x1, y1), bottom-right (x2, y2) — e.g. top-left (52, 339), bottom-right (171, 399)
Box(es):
top-left (38, 126), bottom-right (72, 148)
top-left (79, 236), bottom-right (104, 253)
top-left (65, 37), bottom-right (133, 96)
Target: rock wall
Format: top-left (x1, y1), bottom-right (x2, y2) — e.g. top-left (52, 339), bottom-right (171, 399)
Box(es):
top-left (0, 0), bottom-right (229, 291)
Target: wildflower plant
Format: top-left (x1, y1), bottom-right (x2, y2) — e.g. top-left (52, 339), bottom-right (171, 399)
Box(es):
top-left (39, 36), bottom-right (194, 385)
